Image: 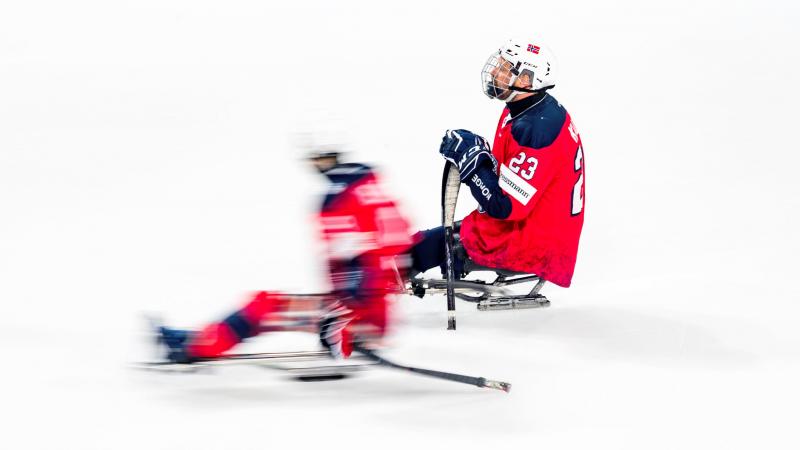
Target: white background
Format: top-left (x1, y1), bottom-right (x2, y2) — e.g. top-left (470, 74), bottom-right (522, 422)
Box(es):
top-left (1, 1), bottom-right (799, 449)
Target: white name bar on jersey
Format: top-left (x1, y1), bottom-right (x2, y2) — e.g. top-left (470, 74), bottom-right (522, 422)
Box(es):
top-left (499, 164), bottom-right (537, 206)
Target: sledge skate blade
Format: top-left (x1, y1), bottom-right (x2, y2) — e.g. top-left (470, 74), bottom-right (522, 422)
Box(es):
top-left (477, 295), bottom-right (550, 311)
top-left (295, 373), bottom-right (350, 382)
top-left (287, 363), bottom-right (372, 381)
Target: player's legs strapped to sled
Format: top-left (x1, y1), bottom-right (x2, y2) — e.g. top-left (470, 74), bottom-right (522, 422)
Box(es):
top-left (186, 291), bottom-right (285, 359)
top-left (158, 290), bottom-right (391, 363)
top-left (410, 224), bottom-right (467, 278)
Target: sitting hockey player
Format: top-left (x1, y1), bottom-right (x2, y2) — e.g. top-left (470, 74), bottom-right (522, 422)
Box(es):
top-left (157, 149), bottom-right (414, 363)
top-left (410, 37), bottom-right (586, 289)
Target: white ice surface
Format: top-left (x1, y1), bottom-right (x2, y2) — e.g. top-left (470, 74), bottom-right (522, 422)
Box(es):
top-left (1, 1), bottom-right (799, 449)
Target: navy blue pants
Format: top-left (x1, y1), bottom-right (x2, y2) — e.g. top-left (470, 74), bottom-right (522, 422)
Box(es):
top-left (410, 226), bottom-right (466, 277)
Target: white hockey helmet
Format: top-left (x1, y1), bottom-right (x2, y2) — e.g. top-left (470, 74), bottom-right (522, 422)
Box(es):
top-left (291, 108), bottom-right (350, 160)
top-left (481, 37), bottom-right (557, 102)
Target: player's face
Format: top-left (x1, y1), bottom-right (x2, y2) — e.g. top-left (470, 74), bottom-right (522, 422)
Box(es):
top-left (309, 155), bottom-right (338, 173)
top-left (491, 57), bottom-right (515, 91)
top-left (482, 54), bottom-right (517, 100)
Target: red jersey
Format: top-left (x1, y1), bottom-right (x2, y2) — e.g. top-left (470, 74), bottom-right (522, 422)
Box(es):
top-left (460, 94), bottom-right (585, 287)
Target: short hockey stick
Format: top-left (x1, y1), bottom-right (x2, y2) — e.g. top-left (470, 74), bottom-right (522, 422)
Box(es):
top-left (441, 162), bottom-right (461, 330)
top-left (354, 344), bottom-right (511, 393)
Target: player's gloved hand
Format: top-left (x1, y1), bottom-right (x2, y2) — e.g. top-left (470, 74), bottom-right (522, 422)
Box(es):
top-left (439, 129), bottom-right (498, 182)
top-left (318, 301), bottom-right (355, 359)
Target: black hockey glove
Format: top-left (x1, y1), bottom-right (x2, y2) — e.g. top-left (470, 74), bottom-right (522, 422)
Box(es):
top-left (439, 129), bottom-right (498, 182)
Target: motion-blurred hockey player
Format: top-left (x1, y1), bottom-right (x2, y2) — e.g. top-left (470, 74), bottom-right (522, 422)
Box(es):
top-left (158, 149), bottom-right (414, 363)
top-left (411, 37), bottom-right (585, 288)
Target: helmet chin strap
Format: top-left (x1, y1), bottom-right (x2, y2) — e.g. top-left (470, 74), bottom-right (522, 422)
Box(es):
top-left (508, 84), bottom-right (556, 95)
top-left (501, 84), bottom-right (554, 103)
top-left (485, 75), bottom-right (555, 101)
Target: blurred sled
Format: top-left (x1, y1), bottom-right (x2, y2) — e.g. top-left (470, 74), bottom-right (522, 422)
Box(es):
top-left (135, 347), bottom-right (511, 392)
top-left (136, 316), bottom-right (511, 391)
top-left (135, 349), bottom-right (375, 381)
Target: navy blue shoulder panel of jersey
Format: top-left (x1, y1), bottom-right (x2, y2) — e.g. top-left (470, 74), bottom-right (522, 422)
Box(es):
top-left (320, 162), bottom-right (373, 210)
top-left (510, 94), bottom-right (567, 150)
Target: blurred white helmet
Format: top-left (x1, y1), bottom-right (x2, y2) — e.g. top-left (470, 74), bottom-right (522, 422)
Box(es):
top-left (481, 37), bottom-right (557, 102)
top-left (291, 108), bottom-right (351, 160)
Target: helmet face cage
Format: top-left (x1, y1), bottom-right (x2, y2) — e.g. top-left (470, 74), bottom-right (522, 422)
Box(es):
top-left (481, 51), bottom-right (519, 101)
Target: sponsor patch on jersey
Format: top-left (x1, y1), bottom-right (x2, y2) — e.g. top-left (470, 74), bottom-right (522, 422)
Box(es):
top-left (499, 164), bottom-right (537, 205)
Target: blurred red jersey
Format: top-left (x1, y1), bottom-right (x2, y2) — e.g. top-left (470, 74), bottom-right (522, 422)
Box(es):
top-left (460, 94), bottom-right (585, 287)
top-left (317, 163), bottom-right (414, 330)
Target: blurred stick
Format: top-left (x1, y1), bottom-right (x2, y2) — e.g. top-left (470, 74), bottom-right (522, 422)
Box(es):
top-left (354, 344), bottom-right (511, 393)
